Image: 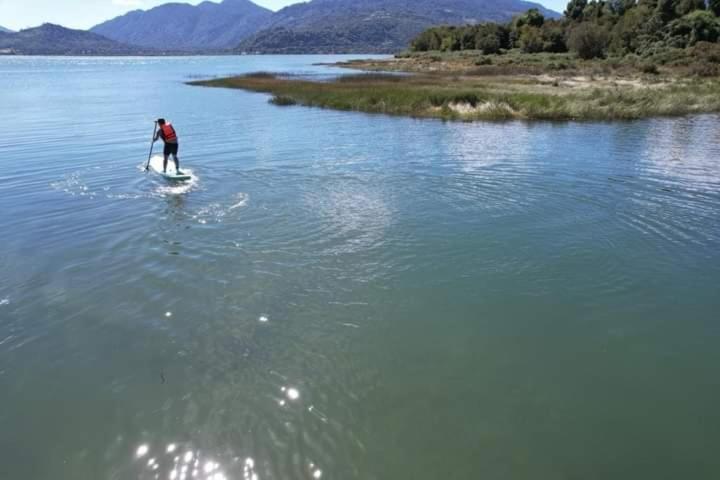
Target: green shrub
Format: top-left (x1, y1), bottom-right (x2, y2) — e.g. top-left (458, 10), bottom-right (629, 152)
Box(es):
top-left (621, 53), bottom-right (641, 65)
top-left (640, 62), bottom-right (660, 73)
top-left (541, 21), bottom-right (568, 52)
top-left (692, 41), bottom-right (720, 62)
top-left (675, 0), bottom-right (706, 16)
top-left (429, 94), bottom-right (446, 107)
top-left (510, 8), bottom-right (546, 48)
top-left (440, 32), bottom-right (462, 52)
top-left (451, 93), bottom-right (480, 106)
top-left (710, 0), bottom-right (720, 15)
top-left (476, 34), bottom-right (501, 54)
top-left (565, 0), bottom-right (588, 20)
top-left (690, 62), bottom-right (720, 76)
top-left (568, 23), bottom-right (610, 58)
top-left (514, 8), bottom-right (546, 28)
top-left (270, 95), bottom-right (297, 106)
top-left (607, 57), bottom-right (622, 69)
top-left (666, 11), bottom-right (720, 47)
top-left (610, 7), bottom-right (645, 54)
top-left (246, 72), bottom-right (276, 79)
top-left (687, 11), bottom-right (719, 45)
top-left (411, 30), bottom-right (443, 51)
top-left (475, 24), bottom-right (510, 54)
top-left (519, 26), bottom-right (545, 53)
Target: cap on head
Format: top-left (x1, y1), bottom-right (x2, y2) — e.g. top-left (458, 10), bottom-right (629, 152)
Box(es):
top-left (157, 118), bottom-right (166, 125)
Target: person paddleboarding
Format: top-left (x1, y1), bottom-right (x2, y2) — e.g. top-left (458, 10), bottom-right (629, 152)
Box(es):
top-left (152, 118), bottom-right (182, 174)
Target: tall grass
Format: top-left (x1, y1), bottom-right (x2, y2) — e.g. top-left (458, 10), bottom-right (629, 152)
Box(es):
top-left (189, 72), bottom-right (720, 121)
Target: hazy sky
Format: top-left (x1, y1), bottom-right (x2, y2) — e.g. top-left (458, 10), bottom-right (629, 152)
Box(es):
top-left (0, 0), bottom-right (566, 31)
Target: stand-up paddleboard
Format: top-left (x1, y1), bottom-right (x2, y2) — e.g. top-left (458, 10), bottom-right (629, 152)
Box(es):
top-left (148, 155), bottom-right (191, 181)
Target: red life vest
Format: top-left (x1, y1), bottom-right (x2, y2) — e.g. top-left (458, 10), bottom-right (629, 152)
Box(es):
top-left (161, 123), bottom-right (177, 142)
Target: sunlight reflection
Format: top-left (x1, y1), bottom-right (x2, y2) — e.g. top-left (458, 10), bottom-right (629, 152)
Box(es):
top-left (287, 388), bottom-right (300, 401)
top-left (280, 386), bottom-right (300, 401)
top-left (243, 457), bottom-right (258, 480)
top-left (134, 443), bottom-right (238, 480)
top-left (130, 435), bottom-right (328, 480)
top-left (309, 461), bottom-right (323, 479)
top-left (136, 444), bottom-right (150, 458)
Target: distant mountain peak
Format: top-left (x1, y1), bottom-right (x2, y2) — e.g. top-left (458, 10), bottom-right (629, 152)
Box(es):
top-left (90, 0), bottom-right (272, 50)
top-left (0, 22), bottom-right (152, 55)
top-left (35, 23), bottom-right (71, 31)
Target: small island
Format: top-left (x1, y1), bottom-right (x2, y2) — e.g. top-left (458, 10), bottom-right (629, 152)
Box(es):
top-left (191, 0), bottom-right (720, 121)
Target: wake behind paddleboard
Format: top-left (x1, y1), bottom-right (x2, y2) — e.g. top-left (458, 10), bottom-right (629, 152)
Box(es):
top-left (148, 155), bottom-right (191, 181)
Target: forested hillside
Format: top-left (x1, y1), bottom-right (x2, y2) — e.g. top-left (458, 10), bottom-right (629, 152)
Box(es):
top-left (238, 0), bottom-right (560, 53)
top-left (411, 0), bottom-right (720, 64)
top-left (0, 24), bottom-right (151, 55)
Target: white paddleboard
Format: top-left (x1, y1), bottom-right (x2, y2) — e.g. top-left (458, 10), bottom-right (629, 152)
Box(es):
top-left (148, 155), bottom-right (191, 181)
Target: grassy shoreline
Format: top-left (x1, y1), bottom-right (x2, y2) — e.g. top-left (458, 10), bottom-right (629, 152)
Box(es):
top-left (189, 52), bottom-right (720, 121)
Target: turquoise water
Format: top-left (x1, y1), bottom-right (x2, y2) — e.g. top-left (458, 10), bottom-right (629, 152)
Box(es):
top-left (1, 55), bottom-right (720, 480)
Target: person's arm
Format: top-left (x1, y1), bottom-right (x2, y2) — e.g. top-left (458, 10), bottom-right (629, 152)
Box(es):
top-left (153, 130), bottom-right (163, 143)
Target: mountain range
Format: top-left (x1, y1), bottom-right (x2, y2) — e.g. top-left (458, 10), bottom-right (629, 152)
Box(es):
top-left (238, 0), bottom-right (559, 53)
top-left (0, 26), bottom-right (14, 34)
top-left (1, 0), bottom-right (561, 55)
top-left (0, 24), bottom-right (153, 55)
top-left (91, 0), bottom-right (272, 50)
top-left (92, 0), bottom-right (559, 53)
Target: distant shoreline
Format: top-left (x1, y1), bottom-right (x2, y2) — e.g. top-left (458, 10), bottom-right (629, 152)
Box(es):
top-left (188, 51), bottom-right (720, 122)
top-left (0, 52), bottom-right (389, 57)
top-left (0, 51), bottom-right (234, 57)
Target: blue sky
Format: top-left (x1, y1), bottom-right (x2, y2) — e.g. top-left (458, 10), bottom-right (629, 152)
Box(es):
top-left (0, 0), bottom-right (565, 31)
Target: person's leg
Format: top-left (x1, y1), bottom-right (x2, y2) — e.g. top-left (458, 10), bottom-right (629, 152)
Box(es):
top-left (173, 144), bottom-right (180, 173)
top-left (163, 143), bottom-right (172, 172)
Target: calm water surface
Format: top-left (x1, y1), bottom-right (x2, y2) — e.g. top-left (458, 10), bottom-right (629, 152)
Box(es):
top-left (1, 56), bottom-right (720, 480)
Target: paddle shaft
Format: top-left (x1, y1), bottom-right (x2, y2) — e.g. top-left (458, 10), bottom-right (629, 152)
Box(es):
top-left (145, 122), bottom-right (158, 171)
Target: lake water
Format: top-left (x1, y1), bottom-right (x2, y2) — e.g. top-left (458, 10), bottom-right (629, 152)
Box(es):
top-left (1, 55), bottom-right (720, 480)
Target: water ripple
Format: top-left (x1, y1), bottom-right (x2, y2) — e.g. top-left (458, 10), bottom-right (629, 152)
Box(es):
top-left (2, 57), bottom-right (720, 480)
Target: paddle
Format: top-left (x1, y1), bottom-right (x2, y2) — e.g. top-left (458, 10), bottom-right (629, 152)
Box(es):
top-left (144, 121), bottom-right (158, 172)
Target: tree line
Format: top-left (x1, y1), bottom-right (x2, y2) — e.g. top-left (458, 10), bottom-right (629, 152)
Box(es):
top-left (410, 0), bottom-right (720, 59)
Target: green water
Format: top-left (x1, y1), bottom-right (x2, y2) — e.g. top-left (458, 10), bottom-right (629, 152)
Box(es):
top-left (1, 56), bottom-right (720, 480)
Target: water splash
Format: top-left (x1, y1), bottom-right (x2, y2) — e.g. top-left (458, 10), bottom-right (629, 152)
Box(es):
top-left (50, 172), bottom-right (97, 198)
top-left (145, 156), bottom-right (199, 197)
top-left (191, 193), bottom-right (250, 224)
top-left (229, 193), bottom-right (249, 211)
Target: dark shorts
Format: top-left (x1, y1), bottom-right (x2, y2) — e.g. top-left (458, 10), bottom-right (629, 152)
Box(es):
top-left (164, 142), bottom-right (179, 156)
